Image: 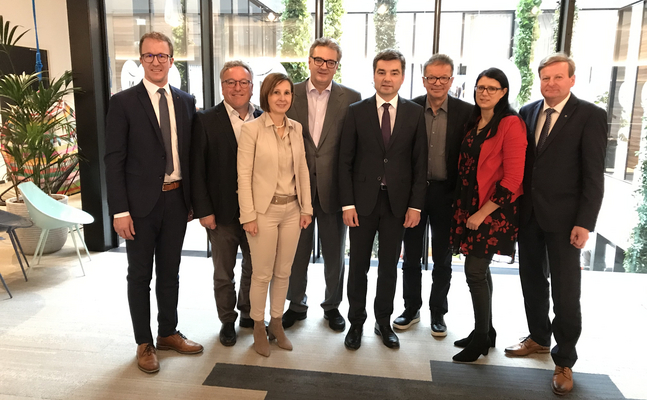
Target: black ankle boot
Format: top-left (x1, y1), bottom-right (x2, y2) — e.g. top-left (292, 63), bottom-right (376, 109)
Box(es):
top-left (452, 333), bottom-right (490, 362)
top-left (454, 327), bottom-right (497, 348)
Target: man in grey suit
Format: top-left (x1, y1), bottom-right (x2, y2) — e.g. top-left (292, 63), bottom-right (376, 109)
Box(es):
top-left (283, 38), bottom-right (361, 332)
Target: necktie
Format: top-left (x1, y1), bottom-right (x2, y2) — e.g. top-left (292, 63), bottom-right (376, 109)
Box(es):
top-left (536, 108), bottom-right (556, 152)
top-left (381, 103), bottom-right (391, 185)
top-left (157, 88), bottom-right (174, 175)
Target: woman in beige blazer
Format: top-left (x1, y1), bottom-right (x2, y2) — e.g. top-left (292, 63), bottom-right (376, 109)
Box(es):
top-left (238, 73), bottom-right (313, 357)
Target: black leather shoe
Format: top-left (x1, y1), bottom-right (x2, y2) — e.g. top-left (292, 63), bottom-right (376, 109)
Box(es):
top-left (392, 309), bottom-right (420, 330)
top-left (219, 322), bottom-right (237, 346)
top-left (282, 309), bottom-right (307, 328)
top-left (374, 323), bottom-right (400, 349)
top-left (431, 313), bottom-right (447, 337)
top-left (344, 324), bottom-right (363, 350)
top-left (324, 309), bottom-right (346, 332)
top-left (239, 317), bottom-right (254, 328)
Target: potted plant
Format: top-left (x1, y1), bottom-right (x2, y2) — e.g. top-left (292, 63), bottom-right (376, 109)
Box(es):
top-left (0, 70), bottom-right (81, 254)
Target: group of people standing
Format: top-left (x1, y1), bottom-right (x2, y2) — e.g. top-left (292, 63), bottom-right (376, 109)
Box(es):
top-left (104, 31), bottom-right (607, 397)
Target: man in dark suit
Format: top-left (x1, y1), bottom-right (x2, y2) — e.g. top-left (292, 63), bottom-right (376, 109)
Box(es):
top-left (105, 32), bottom-right (203, 374)
top-left (339, 49), bottom-right (427, 350)
top-left (190, 60), bottom-right (262, 347)
top-left (394, 54), bottom-right (473, 336)
top-left (506, 53), bottom-right (607, 395)
top-left (283, 38), bottom-right (361, 332)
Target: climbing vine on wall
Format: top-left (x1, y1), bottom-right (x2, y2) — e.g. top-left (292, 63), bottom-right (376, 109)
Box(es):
top-left (374, 0), bottom-right (398, 52)
top-left (280, 0), bottom-right (311, 83)
top-left (513, 0), bottom-right (542, 106)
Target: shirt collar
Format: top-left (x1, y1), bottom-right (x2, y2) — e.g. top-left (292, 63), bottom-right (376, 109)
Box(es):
top-left (376, 94), bottom-right (399, 110)
top-left (306, 78), bottom-right (332, 94)
top-left (143, 78), bottom-right (171, 97)
top-left (426, 95), bottom-right (448, 114)
top-left (543, 92), bottom-right (571, 114)
top-left (223, 100), bottom-right (255, 120)
top-left (262, 112), bottom-right (294, 131)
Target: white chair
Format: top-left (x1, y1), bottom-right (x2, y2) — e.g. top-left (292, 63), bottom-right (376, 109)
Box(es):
top-left (18, 182), bottom-right (94, 276)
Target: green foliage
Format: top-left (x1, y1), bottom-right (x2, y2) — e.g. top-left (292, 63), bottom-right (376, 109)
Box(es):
top-left (374, 0), bottom-right (398, 52)
top-left (513, 0), bottom-right (542, 106)
top-left (324, 0), bottom-right (345, 82)
top-left (625, 118), bottom-right (647, 273)
top-left (0, 15), bottom-right (29, 75)
top-left (280, 0), bottom-right (311, 83)
top-left (551, 1), bottom-right (579, 53)
top-left (0, 71), bottom-right (81, 199)
top-left (171, 0), bottom-right (188, 91)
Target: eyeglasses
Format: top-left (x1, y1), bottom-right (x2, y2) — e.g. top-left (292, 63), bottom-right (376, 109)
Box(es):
top-left (423, 76), bottom-right (451, 84)
top-left (141, 53), bottom-right (171, 63)
top-left (310, 56), bottom-right (338, 69)
top-left (223, 79), bottom-right (252, 88)
top-left (475, 86), bottom-right (503, 95)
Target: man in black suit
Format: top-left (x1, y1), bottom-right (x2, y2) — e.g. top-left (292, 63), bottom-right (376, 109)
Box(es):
top-left (283, 38), bottom-right (361, 332)
top-left (105, 32), bottom-right (203, 374)
top-left (190, 60), bottom-right (262, 347)
top-left (339, 49), bottom-right (427, 350)
top-left (505, 53), bottom-right (607, 395)
top-left (394, 54), bottom-right (473, 336)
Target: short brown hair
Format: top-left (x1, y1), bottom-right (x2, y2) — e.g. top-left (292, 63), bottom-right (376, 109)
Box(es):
top-left (309, 37), bottom-right (342, 61)
top-left (373, 49), bottom-right (406, 73)
top-left (139, 32), bottom-right (174, 57)
top-left (423, 54), bottom-right (454, 75)
top-left (259, 73), bottom-right (294, 112)
top-left (538, 53), bottom-right (575, 77)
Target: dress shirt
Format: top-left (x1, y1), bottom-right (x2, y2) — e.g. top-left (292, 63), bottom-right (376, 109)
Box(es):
top-left (115, 78), bottom-right (181, 219)
top-left (534, 92), bottom-right (571, 145)
top-left (306, 79), bottom-right (332, 146)
top-left (224, 100), bottom-right (256, 142)
top-left (425, 96), bottom-right (448, 180)
top-left (273, 118), bottom-right (297, 196)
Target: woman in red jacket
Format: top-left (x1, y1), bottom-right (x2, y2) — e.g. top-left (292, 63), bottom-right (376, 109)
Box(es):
top-left (450, 68), bottom-right (527, 362)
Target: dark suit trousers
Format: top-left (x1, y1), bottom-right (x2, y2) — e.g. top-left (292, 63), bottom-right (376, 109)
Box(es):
top-left (207, 222), bottom-right (252, 323)
top-left (401, 181), bottom-right (453, 316)
top-left (347, 189), bottom-right (405, 327)
top-left (126, 187), bottom-right (188, 345)
top-left (518, 213), bottom-right (582, 368)
top-left (288, 194), bottom-right (346, 313)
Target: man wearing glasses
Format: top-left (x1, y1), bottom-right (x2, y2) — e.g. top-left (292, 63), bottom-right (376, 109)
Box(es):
top-left (283, 38), bottom-right (361, 332)
top-left (393, 54), bottom-right (472, 337)
top-left (105, 32), bottom-right (202, 374)
top-left (190, 61), bottom-right (262, 346)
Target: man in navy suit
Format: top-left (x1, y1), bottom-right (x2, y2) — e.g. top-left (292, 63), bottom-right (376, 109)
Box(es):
top-left (339, 49), bottom-right (427, 350)
top-left (505, 53), bottom-right (607, 395)
top-left (190, 60), bottom-right (262, 347)
top-left (105, 32), bottom-right (203, 374)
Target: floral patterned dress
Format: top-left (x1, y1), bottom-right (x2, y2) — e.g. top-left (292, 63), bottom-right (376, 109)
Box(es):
top-left (450, 125), bottom-right (519, 258)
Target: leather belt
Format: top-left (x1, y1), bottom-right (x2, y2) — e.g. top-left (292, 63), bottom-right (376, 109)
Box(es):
top-left (162, 181), bottom-right (181, 191)
top-left (271, 194), bottom-right (298, 204)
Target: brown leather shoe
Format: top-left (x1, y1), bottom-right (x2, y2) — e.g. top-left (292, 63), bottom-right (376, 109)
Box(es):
top-left (504, 336), bottom-right (550, 356)
top-left (156, 331), bottom-right (204, 354)
top-left (552, 366), bottom-right (573, 395)
top-left (136, 343), bottom-right (160, 373)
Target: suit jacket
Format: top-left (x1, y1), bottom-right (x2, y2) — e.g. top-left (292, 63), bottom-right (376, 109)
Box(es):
top-left (287, 80), bottom-right (361, 214)
top-left (411, 94), bottom-right (473, 191)
top-left (237, 112), bottom-right (314, 224)
top-left (338, 95), bottom-right (428, 218)
top-left (190, 101), bottom-right (262, 225)
top-left (105, 81), bottom-right (196, 218)
top-left (519, 94), bottom-right (608, 232)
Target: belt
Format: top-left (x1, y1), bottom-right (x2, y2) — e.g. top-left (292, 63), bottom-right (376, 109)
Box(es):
top-left (380, 185), bottom-right (388, 191)
top-left (162, 181), bottom-right (181, 191)
top-left (271, 194), bottom-right (298, 205)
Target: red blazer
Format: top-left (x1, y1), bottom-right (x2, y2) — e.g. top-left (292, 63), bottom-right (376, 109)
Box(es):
top-left (476, 115), bottom-right (527, 208)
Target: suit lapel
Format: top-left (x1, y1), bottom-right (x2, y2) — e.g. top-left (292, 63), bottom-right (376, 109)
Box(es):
top-left (170, 86), bottom-right (184, 155)
top-left (215, 102), bottom-right (238, 154)
top-left (136, 82), bottom-right (164, 147)
top-left (527, 101), bottom-right (542, 155)
top-left (365, 96), bottom-right (384, 151)
top-left (539, 95), bottom-right (579, 155)
top-left (293, 82), bottom-right (313, 146)
top-left (317, 81), bottom-right (344, 148)
top-left (388, 97), bottom-right (407, 149)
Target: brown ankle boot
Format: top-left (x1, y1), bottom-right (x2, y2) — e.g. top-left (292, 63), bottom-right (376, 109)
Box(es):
top-left (268, 317), bottom-right (293, 350)
top-left (253, 320), bottom-right (270, 357)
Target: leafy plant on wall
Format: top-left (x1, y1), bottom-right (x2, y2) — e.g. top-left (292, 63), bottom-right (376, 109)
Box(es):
top-left (374, 0), bottom-right (398, 52)
top-left (625, 128), bottom-right (647, 273)
top-left (324, 0), bottom-right (345, 82)
top-left (280, 0), bottom-right (311, 83)
top-left (171, 0), bottom-right (188, 92)
top-left (513, 0), bottom-right (542, 106)
top-left (551, 0), bottom-right (579, 53)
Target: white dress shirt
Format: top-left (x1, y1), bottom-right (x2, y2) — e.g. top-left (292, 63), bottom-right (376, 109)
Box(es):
top-left (306, 79), bottom-right (332, 146)
top-left (224, 101), bottom-right (256, 142)
top-left (534, 92), bottom-right (571, 145)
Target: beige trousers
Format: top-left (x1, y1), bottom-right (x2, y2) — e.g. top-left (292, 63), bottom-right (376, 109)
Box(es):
top-left (247, 200), bottom-right (301, 321)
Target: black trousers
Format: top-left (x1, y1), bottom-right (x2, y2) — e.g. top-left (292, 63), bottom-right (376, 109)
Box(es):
top-left (126, 188), bottom-right (188, 345)
top-left (518, 213), bottom-right (582, 368)
top-left (401, 181), bottom-right (453, 316)
top-left (347, 189), bottom-right (405, 327)
top-left (463, 255), bottom-right (494, 334)
top-left (207, 221), bottom-right (252, 323)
